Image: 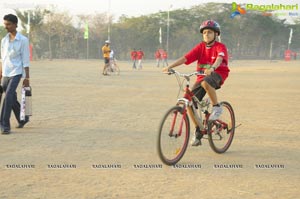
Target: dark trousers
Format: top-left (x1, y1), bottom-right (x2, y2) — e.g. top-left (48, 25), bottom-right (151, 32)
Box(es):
top-left (0, 75), bottom-right (27, 131)
top-left (132, 60), bottom-right (136, 69)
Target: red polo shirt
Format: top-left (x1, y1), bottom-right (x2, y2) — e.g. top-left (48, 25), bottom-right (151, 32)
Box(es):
top-left (137, 51), bottom-right (144, 60)
top-left (184, 41), bottom-right (230, 84)
top-left (131, 51), bottom-right (137, 60)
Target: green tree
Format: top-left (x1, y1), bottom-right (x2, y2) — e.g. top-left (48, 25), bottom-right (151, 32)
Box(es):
top-left (0, 26), bottom-right (6, 38)
top-left (15, 3), bottom-right (299, 60)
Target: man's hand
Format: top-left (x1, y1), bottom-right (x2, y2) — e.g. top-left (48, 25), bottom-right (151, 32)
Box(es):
top-left (23, 79), bottom-right (30, 87)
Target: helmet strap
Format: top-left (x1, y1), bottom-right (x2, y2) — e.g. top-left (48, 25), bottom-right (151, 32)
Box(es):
top-left (205, 33), bottom-right (217, 47)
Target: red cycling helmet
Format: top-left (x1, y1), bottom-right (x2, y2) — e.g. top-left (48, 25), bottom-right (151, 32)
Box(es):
top-left (199, 20), bottom-right (221, 36)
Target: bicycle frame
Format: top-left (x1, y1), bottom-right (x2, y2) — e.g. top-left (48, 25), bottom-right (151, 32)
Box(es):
top-left (168, 69), bottom-right (231, 137)
top-left (168, 70), bottom-right (207, 132)
top-left (109, 59), bottom-right (116, 70)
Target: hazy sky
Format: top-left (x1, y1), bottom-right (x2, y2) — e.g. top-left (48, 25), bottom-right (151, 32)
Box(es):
top-left (0, 0), bottom-right (299, 19)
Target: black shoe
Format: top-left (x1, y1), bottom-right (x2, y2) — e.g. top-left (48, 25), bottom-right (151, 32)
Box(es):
top-left (16, 120), bottom-right (29, 128)
top-left (1, 129), bottom-right (11, 134)
top-left (191, 127), bottom-right (203, 146)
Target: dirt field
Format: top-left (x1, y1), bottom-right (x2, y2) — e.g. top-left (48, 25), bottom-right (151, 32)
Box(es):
top-left (0, 59), bottom-right (299, 199)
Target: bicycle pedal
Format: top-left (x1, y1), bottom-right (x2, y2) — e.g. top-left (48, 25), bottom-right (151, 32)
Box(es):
top-left (191, 138), bottom-right (202, 146)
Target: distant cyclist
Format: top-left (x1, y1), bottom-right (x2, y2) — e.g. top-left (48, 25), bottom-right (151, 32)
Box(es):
top-left (163, 20), bottom-right (230, 146)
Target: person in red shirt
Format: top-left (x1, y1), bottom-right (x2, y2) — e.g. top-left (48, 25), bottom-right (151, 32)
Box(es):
top-left (161, 50), bottom-right (168, 67)
top-left (131, 48), bottom-right (137, 69)
top-left (163, 20), bottom-right (230, 146)
top-left (155, 49), bottom-right (161, 67)
top-left (136, 48), bottom-right (144, 69)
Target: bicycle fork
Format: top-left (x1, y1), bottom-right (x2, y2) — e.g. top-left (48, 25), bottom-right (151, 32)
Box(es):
top-left (169, 107), bottom-right (187, 137)
top-left (170, 97), bottom-right (205, 137)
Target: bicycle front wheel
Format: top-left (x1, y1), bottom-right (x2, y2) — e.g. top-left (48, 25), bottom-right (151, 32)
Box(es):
top-left (113, 65), bottom-right (120, 75)
top-left (157, 106), bottom-right (190, 165)
top-left (208, 101), bottom-right (235, 153)
top-left (105, 66), bottom-right (113, 75)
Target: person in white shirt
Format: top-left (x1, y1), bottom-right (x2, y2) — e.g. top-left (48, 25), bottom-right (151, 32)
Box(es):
top-left (0, 14), bottom-right (30, 134)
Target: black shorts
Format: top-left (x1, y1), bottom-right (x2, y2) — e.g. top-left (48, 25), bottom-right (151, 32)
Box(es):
top-left (192, 72), bottom-right (222, 101)
top-left (203, 72), bottom-right (222, 89)
top-left (104, 58), bottom-right (110, 64)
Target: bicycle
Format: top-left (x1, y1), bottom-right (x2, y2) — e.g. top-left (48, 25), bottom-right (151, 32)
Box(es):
top-left (157, 69), bottom-right (236, 165)
top-left (105, 59), bottom-right (120, 75)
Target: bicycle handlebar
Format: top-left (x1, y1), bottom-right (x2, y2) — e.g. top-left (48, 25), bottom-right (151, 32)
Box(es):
top-left (166, 69), bottom-right (206, 78)
top-left (164, 69), bottom-right (207, 97)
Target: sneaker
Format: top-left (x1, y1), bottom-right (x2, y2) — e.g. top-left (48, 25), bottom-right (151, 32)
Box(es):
top-left (191, 127), bottom-right (203, 146)
top-left (209, 105), bottom-right (223, 121)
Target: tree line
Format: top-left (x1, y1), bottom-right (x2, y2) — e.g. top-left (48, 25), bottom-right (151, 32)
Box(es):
top-left (0, 3), bottom-right (299, 60)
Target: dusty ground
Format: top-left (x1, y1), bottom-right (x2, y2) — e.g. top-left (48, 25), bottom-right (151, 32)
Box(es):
top-left (0, 59), bottom-right (299, 199)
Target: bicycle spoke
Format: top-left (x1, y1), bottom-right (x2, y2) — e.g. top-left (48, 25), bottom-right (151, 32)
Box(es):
top-left (158, 106), bottom-right (190, 165)
top-left (208, 101), bottom-right (235, 153)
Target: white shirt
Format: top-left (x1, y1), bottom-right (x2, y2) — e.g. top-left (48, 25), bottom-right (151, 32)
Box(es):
top-left (110, 50), bottom-right (114, 59)
top-left (1, 32), bottom-right (30, 77)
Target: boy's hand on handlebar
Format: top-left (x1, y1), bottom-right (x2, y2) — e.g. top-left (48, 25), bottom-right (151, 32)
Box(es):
top-left (162, 67), bottom-right (170, 73)
top-left (204, 68), bottom-right (213, 75)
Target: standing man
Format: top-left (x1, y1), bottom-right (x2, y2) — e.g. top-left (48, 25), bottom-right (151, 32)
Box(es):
top-left (102, 40), bottom-right (110, 76)
top-left (136, 48), bottom-right (144, 69)
top-left (131, 48), bottom-right (137, 69)
top-left (155, 49), bottom-right (161, 67)
top-left (0, 14), bottom-right (30, 134)
top-left (161, 50), bottom-right (168, 67)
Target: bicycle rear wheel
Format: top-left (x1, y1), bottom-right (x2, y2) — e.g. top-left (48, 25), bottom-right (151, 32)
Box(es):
top-left (157, 106), bottom-right (190, 165)
top-left (208, 101), bottom-right (235, 153)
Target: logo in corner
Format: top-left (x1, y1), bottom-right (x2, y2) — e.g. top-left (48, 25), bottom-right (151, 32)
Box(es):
top-left (231, 2), bottom-right (246, 18)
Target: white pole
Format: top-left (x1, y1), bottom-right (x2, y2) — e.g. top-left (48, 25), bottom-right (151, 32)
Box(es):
top-left (26, 11), bottom-right (30, 34)
top-left (166, 6), bottom-right (170, 53)
top-left (166, 5), bottom-right (173, 53)
top-left (108, 0), bottom-right (111, 41)
top-left (159, 27), bottom-right (162, 44)
top-left (26, 11), bottom-right (30, 42)
top-left (159, 11), bottom-right (163, 47)
top-left (86, 31), bottom-right (89, 59)
top-left (288, 28), bottom-right (293, 50)
top-left (269, 39), bottom-right (273, 61)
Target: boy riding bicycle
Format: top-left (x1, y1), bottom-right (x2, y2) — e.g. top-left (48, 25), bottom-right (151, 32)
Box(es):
top-left (162, 20), bottom-right (230, 146)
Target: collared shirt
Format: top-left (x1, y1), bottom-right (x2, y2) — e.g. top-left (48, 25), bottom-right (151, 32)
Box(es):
top-left (102, 45), bottom-right (110, 58)
top-left (184, 41), bottom-right (229, 84)
top-left (110, 50), bottom-right (114, 59)
top-left (1, 32), bottom-right (30, 77)
top-left (136, 51), bottom-right (144, 60)
top-left (131, 51), bottom-right (137, 60)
